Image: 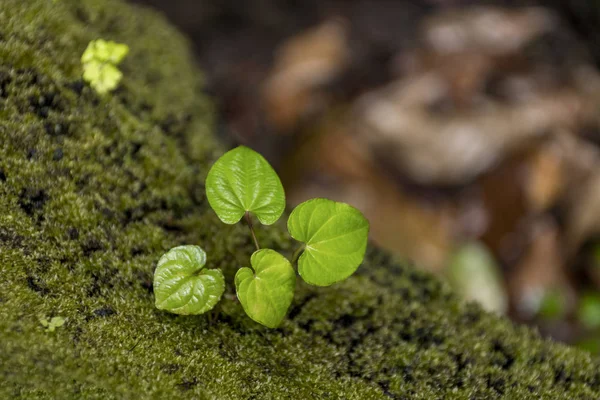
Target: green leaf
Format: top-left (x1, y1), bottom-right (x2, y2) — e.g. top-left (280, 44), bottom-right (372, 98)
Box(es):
top-left (235, 249), bottom-right (296, 328)
top-left (288, 198), bottom-right (369, 286)
top-left (48, 316), bottom-right (65, 332)
top-left (206, 146), bottom-right (285, 225)
top-left (81, 39), bottom-right (129, 95)
top-left (81, 39), bottom-right (129, 65)
top-left (39, 316), bottom-right (66, 332)
top-left (154, 245), bottom-right (225, 315)
top-left (82, 61), bottom-right (123, 95)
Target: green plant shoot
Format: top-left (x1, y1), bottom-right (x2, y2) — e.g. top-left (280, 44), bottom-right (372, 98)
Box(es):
top-left (235, 249), bottom-right (296, 328)
top-left (39, 316), bottom-right (65, 332)
top-left (205, 146), bottom-right (285, 225)
top-left (81, 39), bottom-right (129, 95)
top-left (155, 146), bottom-right (370, 328)
top-left (288, 198), bottom-right (369, 286)
top-left (154, 245), bottom-right (225, 315)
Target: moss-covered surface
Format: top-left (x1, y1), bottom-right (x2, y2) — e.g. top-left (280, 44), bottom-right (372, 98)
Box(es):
top-left (1, 0), bottom-right (600, 398)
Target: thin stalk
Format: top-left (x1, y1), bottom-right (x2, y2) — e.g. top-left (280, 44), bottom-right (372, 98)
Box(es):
top-left (245, 211), bottom-right (260, 250)
top-left (291, 245), bottom-right (305, 267)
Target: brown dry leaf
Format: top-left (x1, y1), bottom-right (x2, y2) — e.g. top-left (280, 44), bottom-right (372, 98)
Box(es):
top-left (422, 6), bottom-right (555, 55)
top-left (565, 171), bottom-right (600, 254)
top-left (478, 153), bottom-right (529, 263)
top-left (545, 132), bottom-right (600, 254)
top-left (345, 6), bottom-right (597, 186)
top-left (262, 19), bottom-right (349, 131)
top-left (524, 138), bottom-right (567, 213)
top-left (351, 76), bottom-right (585, 184)
top-left (508, 218), bottom-right (574, 319)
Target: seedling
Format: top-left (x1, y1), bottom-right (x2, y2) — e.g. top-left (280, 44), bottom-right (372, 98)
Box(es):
top-left (81, 39), bottom-right (129, 95)
top-left (39, 316), bottom-right (65, 332)
top-left (154, 146), bottom-right (369, 327)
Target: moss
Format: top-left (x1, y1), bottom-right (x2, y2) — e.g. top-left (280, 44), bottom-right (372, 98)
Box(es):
top-left (0, 0), bottom-right (599, 399)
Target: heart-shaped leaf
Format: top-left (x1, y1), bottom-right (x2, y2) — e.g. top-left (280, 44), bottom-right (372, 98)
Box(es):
top-left (235, 249), bottom-right (296, 328)
top-left (206, 146), bottom-right (285, 225)
top-left (288, 198), bottom-right (369, 286)
top-left (154, 245), bottom-right (225, 315)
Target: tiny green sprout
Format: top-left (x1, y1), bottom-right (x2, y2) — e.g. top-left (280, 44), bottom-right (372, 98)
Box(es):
top-left (288, 198), bottom-right (369, 286)
top-left (205, 146), bottom-right (285, 226)
top-left (154, 245), bottom-right (225, 315)
top-left (81, 39), bottom-right (129, 95)
top-left (155, 146), bottom-right (370, 328)
top-left (235, 249), bottom-right (296, 328)
top-left (39, 316), bottom-right (65, 332)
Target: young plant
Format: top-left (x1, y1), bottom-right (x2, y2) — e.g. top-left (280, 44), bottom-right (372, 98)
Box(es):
top-left (154, 146), bottom-right (369, 328)
top-left (39, 316), bottom-right (65, 332)
top-left (81, 39), bottom-right (129, 95)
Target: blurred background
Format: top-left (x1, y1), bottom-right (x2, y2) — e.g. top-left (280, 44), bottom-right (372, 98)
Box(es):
top-left (129, 0), bottom-right (600, 353)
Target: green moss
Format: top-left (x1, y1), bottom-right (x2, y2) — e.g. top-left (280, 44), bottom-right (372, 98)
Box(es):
top-left (1, 0), bottom-right (599, 398)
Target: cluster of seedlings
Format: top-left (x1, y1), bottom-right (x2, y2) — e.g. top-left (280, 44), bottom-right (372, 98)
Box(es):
top-left (76, 38), bottom-right (367, 328)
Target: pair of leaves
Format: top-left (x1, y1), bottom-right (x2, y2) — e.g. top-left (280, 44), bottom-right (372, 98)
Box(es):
top-left (81, 39), bottom-right (129, 95)
top-left (234, 197), bottom-right (368, 328)
top-left (154, 146), bottom-right (369, 328)
top-left (154, 245), bottom-right (295, 328)
top-left (39, 316), bottom-right (65, 332)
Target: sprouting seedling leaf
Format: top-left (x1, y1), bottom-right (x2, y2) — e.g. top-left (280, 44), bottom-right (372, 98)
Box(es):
top-left (235, 249), bottom-right (296, 328)
top-left (82, 61), bottom-right (123, 95)
top-left (206, 146), bottom-right (285, 225)
top-left (288, 198), bottom-right (369, 286)
top-left (154, 245), bottom-right (225, 315)
top-left (81, 39), bottom-right (129, 65)
top-left (81, 39), bottom-right (129, 95)
top-left (39, 316), bottom-right (65, 332)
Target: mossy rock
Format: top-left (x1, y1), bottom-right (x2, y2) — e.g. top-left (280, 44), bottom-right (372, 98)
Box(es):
top-left (1, 0), bottom-right (599, 399)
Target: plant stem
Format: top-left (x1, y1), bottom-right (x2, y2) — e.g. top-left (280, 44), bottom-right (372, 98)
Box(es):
top-left (245, 211), bottom-right (260, 250)
top-left (207, 302), bottom-right (221, 326)
top-left (291, 245), bottom-right (304, 266)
